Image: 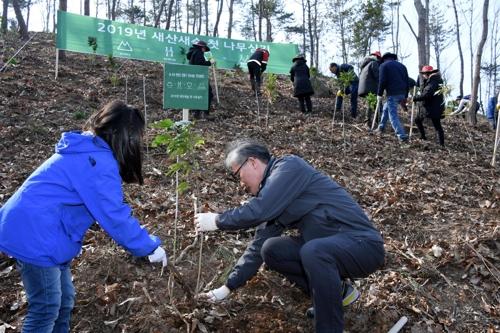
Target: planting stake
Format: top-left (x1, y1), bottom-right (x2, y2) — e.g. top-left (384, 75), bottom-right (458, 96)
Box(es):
top-left (371, 98), bottom-right (382, 131)
top-left (409, 86), bottom-right (417, 140)
top-left (387, 316), bottom-right (408, 333)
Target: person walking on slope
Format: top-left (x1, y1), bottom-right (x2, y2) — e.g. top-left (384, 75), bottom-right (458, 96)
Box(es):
top-left (194, 139), bottom-right (385, 333)
top-left (186, 40), bottom-right (214, 119)
top-left (0, 101), bottom-right (168, 332)
top-left (375, 52), bottom-right (410, 142)
top-left (358, 51), bottom-right (382, 126)
top-left (329, 62), bottom-right (359, 118)
top-left (290, 54), bottom-right (314, 113)
top-left (247, 48), bottom-right (270, 95)
top-left (411, 65), bottom-right (445, 146)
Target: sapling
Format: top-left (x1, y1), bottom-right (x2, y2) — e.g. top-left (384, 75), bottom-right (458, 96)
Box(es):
top-left (151, 119), bottom-right (204, 294)
top-left (87, 37), bottom-right (97, 64)
top-left (263, 73), bottom-right (278, 127)
top-left (335, 70), bottom-right (356, 147)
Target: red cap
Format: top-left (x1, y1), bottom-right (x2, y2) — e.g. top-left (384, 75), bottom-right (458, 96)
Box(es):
top-left (420, 65), bottom-right (438, 73)
top-left (370, 51), bottom-right (382, 58)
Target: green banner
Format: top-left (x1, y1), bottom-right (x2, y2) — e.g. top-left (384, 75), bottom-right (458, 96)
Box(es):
top-left (56, 11), bottom-right (298, 74)
top-left (163, 64), bottom-right (209, 110)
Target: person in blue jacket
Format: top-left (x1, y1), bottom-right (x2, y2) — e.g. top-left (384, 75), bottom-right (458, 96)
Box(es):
top-left (0, 100), bottom-right (168, 332)
top-left (486, 87), bottom-right (499, 129)
top-left (329, 62), bottom-right (359, 118)
top-left (375, 52), bottom-right (410, 142)
top-left (194, 139), bottom-right (385, 333)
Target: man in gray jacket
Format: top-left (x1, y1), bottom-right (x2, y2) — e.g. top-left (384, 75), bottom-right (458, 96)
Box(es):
top-left (195, 139), bottom-right (385, 333)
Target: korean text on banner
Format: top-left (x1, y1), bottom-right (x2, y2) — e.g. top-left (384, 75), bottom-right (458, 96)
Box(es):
top-left (163, 64), bottom-right (209, 110)
top-left (56, 11), bottom-right (298, 74)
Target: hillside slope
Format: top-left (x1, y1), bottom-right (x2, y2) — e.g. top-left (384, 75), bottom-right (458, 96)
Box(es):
top-left (0, 33), bottom-right (498, 333)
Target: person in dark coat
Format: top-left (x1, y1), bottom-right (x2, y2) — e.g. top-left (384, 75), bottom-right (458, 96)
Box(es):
top-left (412, 65), bottom-right (445, 146)
top-left (486, 87), bottom-right (499, 129)
top-left (186, 40), bottom-right (214, 119)
top-left (329, 62), bottom-right (359, 118)
top-left (290, 54), bottom-right (314, 113)
top-left (194, 139), bottom-right (385, 333)
top-left (358, 51), bottom-right (382, 126)
top-left (375, 52), bottom-right (410, 142)
top-left (247, 48), bottom-right (270, 94)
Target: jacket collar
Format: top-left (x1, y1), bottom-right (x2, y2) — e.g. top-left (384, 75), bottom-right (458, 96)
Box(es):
top-left (257, 156), bottom-right (276, 195)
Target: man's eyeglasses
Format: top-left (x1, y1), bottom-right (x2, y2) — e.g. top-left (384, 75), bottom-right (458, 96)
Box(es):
top-left (231, 158), bottom-right (249, 180)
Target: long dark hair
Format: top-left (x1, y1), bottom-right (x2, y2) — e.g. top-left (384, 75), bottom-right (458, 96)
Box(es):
top-left (84, 100), bottom-right (145, 184)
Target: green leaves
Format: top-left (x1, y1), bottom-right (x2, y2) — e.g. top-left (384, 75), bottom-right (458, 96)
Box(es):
top-left (366, 92), bottom-right (377, 110)
top-left (152, 119), bottom-right (204, 194)
top-left (264, 73), bottom-right (278, 103)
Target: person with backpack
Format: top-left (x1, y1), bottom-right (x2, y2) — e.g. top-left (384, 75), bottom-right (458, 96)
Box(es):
top-left (0, 101), bottom-right (168, 332)
top-left (186, 40), bottom-right (214, 119)
top-left (411, 65), bottom-right (445, 146)
top-left (247, 48), bottom-right (270, 95)
top-left (290, 54), bottom-right (314, 113)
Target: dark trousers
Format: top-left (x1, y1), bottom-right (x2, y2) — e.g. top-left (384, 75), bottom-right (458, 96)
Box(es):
top-left (247, 61), bottom-right (262, 92)
top-left (297, 95), bottom-right (312, 113)
top-left (192, 84), bottom-right (213, 118)
top-left (335, 81), bottom-right (359, 118)
top-left (261, 234), bottom-right (384, 333)
top-left (415, 117), bottom-right (444, 145)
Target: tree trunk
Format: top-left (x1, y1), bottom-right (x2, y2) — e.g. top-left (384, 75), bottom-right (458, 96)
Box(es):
top-left (227, 0), bottom-right (234, 38)
top-left (413, 0), bottom-right (428, 67)
top-left (258, 0), bottom-right (263, 42)
top-left (265, 17), bottom-right (271, 42)
top-left (451, 0), bottom-right (464, 97)
top-left (469, 0), bottom-right (489, 125)
top-left (213, 0), bottom-right (223, 37)
top-left (84, 0), bottom-right (90, 15)
top-left (301, 0), bottom-right (306, 55)
top-left (58, 0), bottom-right (67, 60)
top-left (1, 0), bottom-right (9, 35)
top-left (12, 0), bottom-right (29, 40)
top-left (158, 0), bottom-right (171, 29)
top-left (313, 0), bottom-right (319, 68)
top-left (111, 0), bottom-right (118, 20)
top-left (306, 0), bottom-right (314, 67)
top-left (52, 0), bottom-right (56, 33)
top-left (26, 0), bottom-right (32, 31)
top-left (197, 0), bottom-right (202, 35)
top-left (250, 0), bottom-right (256, 40)
top-left (204, 0), bottom-right (208, 36)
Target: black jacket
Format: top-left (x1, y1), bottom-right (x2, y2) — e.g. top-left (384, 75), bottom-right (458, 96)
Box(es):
top-left (247, 49), bottom-right (269, 72)
top-left (290, 60), bottom-right (314, 97)
top-left (413, 72), bottom-right (445, 119)
top-left (217, 155), bottom-right (383, 290)
top-left (358, 56), bottom-right (380, 97)
top-left (333, 63), bottom-right (359, 82)
top-left (186, 46), bottom-right (211, 66)
top-left (377, 59), bottom-right (409, 97)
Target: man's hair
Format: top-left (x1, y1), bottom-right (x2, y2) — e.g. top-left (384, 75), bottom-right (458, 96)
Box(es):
top-left (84, 100), bottom-right (145, 184)
top-left (224, 138), bottom-right (271, 169)
top-left (329, 62), bottom-right (338, 68)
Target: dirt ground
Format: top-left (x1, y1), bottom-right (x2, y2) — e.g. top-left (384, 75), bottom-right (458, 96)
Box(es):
top-left (0, 33), bottom-right (499, 333)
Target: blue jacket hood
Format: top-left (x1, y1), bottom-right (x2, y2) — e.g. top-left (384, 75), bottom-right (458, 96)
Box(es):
top-left (55, 131), bottom-right (111, 155)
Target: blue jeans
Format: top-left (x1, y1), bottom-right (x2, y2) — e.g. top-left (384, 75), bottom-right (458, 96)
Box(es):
top-left (335, 81), bottom-right (359, 118)
top-left (261, 234), bottom-right (385, 333)
top-left (17, 260), bottom-right (75, 333)
top-left (378, 94), bottom-right (408, 140)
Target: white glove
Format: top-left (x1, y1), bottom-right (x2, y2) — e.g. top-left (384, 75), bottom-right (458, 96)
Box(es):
top-left (148, 246), bottom-right (168, 267)
top-left (377, 96), bottom-right (383, 103)
top-left (195, 213), bottom-right (219, 232)
top-left (209, 58), bottom-right (216, 64)
top-left (198, 285), bottom-right (231, 302)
